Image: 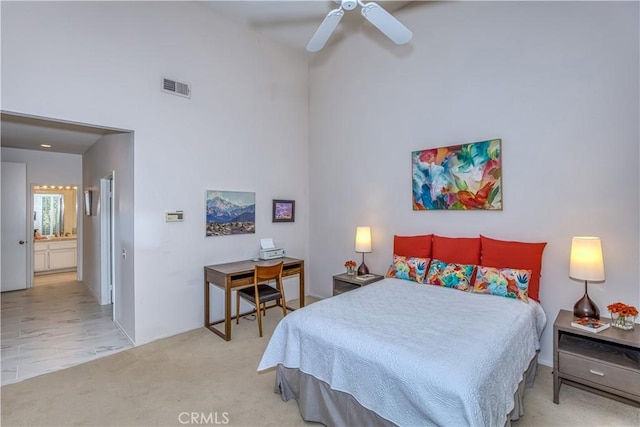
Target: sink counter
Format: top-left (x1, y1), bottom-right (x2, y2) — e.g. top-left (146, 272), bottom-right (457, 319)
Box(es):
top-left (34, 238), bottom-right (77, 273)
top-left (35, 236), bottom-right (77, 242)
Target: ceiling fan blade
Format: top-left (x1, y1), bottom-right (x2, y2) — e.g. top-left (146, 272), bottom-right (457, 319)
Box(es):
top-left (360, 2), bottom-right (413, 45)
top-left (306, 8), bottom-right (344, 52)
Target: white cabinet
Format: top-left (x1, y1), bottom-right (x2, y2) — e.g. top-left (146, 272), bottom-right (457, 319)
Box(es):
top-left (34, 244), bottom-right (48, 272)
top-left (34, 239), bottom-right (77, 273)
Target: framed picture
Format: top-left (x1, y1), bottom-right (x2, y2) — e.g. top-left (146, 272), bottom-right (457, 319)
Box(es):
top-left (272, 199), bottom-right (295, 223)
top-left (412, 139), bottom-right (502, 210)
top-left (205, 190), bottom-right (255, 236)
top-left (84, 190), bottom-right (92, 216)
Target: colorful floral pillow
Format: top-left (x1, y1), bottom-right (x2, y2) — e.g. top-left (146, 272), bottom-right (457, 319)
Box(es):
top-left (425, 259), bottom-right (475, 291)
top-left (472, 266), bottom-right (531, 303)
top-left (386, 255), bottom-right (430, 284)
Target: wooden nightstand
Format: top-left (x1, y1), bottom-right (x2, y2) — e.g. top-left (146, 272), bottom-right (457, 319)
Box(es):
top-left (332, 273), bottom-right (384, 296)
top-left (553, 309), bottom-right (640, 406)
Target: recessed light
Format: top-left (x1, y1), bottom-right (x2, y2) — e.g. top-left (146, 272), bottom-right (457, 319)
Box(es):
top-left (41, 144), bottom-right (52, 148)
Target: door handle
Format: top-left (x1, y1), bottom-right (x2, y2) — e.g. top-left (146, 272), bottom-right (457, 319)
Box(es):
top-left (19, 240), bottom-right (25, 245)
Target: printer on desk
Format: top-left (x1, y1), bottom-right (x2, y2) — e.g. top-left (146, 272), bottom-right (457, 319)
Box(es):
top-left (259, 238), bottom-right (285, 260)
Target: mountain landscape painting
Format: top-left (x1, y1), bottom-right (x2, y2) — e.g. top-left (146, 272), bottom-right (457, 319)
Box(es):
top-left (205, 190), bottom-right (255, 236)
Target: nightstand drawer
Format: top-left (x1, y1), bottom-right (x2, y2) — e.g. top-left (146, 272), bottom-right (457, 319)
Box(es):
top-left (559, 352), bottom-right (640, 396)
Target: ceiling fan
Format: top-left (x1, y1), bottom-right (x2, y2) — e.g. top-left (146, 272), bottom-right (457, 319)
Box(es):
top-left (307, 0), bottom-right (413, 52)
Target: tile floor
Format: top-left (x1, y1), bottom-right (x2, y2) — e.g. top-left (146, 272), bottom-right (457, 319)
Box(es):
top-left (1, 274), bottom-right (133, 386)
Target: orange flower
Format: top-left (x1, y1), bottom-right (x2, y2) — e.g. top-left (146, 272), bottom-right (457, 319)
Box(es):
top-left (607, 301), bottom-right (638, 316)
top-left (344, 260), bottom-right (357, 268)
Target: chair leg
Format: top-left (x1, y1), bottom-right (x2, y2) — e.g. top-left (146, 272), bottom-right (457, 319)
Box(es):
top-left (236, 291), bottom-right (240, 325)
top-left (279, 278), bottom-right (288, 318)
top-left (256, 300), bottom-right (263, 337)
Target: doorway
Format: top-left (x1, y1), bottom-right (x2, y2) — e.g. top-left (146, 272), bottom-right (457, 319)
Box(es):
top-left (32, 184), bottom-right (79, 286)
top-left (1, 111), bottom-right (135, 345)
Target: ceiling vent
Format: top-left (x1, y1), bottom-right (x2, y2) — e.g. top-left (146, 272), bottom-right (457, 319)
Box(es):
top-left (161, 77), bottom-right (191, 98)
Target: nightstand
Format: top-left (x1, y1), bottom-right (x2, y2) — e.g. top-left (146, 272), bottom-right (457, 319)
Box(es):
top-left (332, 273), bottom-right (384, 296)
top-left (553, 309), bottom-right (640, 406)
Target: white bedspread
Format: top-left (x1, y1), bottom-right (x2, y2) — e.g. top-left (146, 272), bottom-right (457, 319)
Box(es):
top-left (258, 278), bottom-right (546, 427)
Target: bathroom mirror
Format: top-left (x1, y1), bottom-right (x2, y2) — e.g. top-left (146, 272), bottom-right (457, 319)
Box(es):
top-left (33, 185), bottom-right (78, 238)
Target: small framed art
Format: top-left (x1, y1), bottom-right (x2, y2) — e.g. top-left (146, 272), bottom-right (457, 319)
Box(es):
top-left (272, 199), bottom-right (295, 223)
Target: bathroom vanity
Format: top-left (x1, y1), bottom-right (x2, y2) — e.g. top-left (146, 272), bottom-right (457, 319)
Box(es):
top-left (34, 238), bottom-right (77, 274)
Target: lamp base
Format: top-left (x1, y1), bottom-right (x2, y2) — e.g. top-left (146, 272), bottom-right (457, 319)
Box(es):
top-left (573, 290), bottom-right (600, 319)
top-left (357, 262), bottom-right (369, 276)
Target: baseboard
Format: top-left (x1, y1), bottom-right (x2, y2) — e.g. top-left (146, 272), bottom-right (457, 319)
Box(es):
top-left (83, 280), bottom-right (101, 303)
top-left (113, 318), bottom-right (135, 346)
top-left (537, 357), bottom-right (552, 367)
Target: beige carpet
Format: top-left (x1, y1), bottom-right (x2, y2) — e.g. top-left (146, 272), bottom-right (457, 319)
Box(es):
top-left (1, 309), bottom-right (639, 427)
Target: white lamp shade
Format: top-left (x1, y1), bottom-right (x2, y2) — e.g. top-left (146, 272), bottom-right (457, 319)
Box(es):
top-left (569, 236), bottom-right (605, 281)
top-left (355, 226), bottom-right (372, 253)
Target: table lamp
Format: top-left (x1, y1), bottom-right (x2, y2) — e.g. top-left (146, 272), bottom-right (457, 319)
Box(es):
top-left (355, 226), bottom-right (372, 276)
top-left (569, 236), bottom-right (605, 319)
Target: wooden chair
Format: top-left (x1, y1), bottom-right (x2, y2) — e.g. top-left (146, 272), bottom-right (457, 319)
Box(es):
top-left (236, 262), bottom-right (287, 337)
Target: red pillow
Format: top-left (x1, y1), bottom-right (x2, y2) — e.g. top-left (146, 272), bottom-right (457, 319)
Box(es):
top-left (432, 235), bottom-right (481, 265)
top-left (480, 235), bottom-right (547, 302)
top-left (393, 234), bottom-right (432, 258)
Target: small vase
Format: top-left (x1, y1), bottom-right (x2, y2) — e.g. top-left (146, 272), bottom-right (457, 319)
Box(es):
top-left (610, 312), bottom-right (636, 330)
top-left (346, 266), bottom-right (356, 276)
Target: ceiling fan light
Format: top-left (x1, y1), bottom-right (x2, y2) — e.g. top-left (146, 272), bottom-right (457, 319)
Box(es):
top-left (341, 0), bottom-right (357, 10)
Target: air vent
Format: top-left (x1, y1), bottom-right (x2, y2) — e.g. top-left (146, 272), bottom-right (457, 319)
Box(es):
top-left (161, 77), bottom-right (191, 98)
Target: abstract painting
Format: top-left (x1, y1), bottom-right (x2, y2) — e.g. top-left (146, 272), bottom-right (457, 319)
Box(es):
top-left (412, 139), bottom-right (502, 210)
top-left (205, 190), bottom-right (255, 236)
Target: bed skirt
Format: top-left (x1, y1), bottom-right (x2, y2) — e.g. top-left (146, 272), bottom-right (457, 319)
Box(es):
top-left (274, 353), bottom-right (539, 427)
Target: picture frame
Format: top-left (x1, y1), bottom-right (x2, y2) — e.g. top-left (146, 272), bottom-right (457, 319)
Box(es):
top-left (84, 190), bottom-right (92, 216)
top-left (205, 190), bottom-right (255, 236)
top-left (272, 199), bottom-right (295, 223)
top-left (412, 139), bottom-right (502, 211)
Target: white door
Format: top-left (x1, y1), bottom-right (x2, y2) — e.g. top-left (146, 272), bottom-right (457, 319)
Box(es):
top-left (100, 176), bottom-right (115, 306)
top-left (1, 162), bottom-right (28, 292)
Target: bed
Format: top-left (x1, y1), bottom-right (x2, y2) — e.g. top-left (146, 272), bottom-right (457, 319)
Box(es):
top-left (258, 278), bottom-right (547, 426)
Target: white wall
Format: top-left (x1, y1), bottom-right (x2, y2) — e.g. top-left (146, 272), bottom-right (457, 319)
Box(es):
top-left (308, 1), bottom-right (639, 365)
top-left (1, 2), bottom-right (309, 344)
top-left (1, 147), bottom-right (83, 284)
top-left (4, 1), bottom-right (636, 366)
top-left (83, 132), bottom-right (135, 340)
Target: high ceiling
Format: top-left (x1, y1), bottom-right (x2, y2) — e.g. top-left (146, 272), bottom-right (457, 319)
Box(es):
top-left (204, 0), bottom-right (414, 51)
top-left (1, 1), bottom-right (415, 154)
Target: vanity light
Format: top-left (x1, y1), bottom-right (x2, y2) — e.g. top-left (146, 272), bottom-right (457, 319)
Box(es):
top-left (40, 144), bottom-right (52, 148)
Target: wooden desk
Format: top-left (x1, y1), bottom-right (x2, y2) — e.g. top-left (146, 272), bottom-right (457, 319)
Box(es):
top-left (204, 257), bottom-right (305, 341)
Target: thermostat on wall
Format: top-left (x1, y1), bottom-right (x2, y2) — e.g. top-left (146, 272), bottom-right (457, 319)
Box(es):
top-left (165, 211), bottom-right (184, 222)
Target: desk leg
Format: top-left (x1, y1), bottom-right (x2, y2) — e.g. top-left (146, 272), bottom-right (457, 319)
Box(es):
top-left (299, 262), bottom-right (305, 308)
top-left (225, 277), bottom-right (232, 341)
top-left (204, 273), bottom-right (210, 328)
